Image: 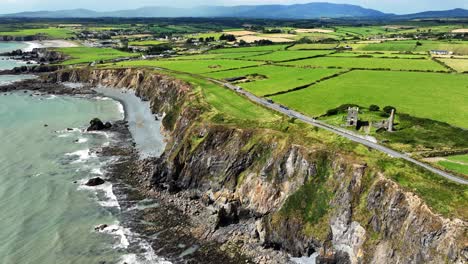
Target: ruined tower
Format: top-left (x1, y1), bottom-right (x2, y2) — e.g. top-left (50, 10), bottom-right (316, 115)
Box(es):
top-left (346, 107), bottom-right (359, 127)
top-left (387, 109), bottom-right (395, 132)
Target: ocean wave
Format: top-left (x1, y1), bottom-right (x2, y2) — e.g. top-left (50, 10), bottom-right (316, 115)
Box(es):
top-left (79, 180), bottom-right (120, 209)
top-left (65, 149), bottom-right (97, 164)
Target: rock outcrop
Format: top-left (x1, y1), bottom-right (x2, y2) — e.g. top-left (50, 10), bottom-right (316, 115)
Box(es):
top-left (44, 68), bottom-right (467, 264)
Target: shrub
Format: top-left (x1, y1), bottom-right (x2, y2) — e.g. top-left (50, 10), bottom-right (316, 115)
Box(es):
top-left (369, 105), bottom-right (380, 111)
top-left (383, 106), bottom-right (396, 114)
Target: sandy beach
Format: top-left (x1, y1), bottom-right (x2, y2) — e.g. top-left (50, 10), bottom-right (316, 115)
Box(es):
top-left (23, 40), bottom-right (79, 52)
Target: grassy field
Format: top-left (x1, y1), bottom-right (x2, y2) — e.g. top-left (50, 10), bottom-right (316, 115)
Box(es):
top-left (438, 161), bottom-right (468, 176)
top-left (245, 50), bottom-right (333, 62)
top-left (0, 27), bottom-right (74, 38)
top-left (345, 40), bottom-right (468, 55)
top-left (437, 58), bottom-right (468, 72)
top-left (128, 40), bottom-right (167, 46)
top-left (56, 47), bottom-right (137, 65)
top-left (329, 52), bottom-right (428, 59)
top-left (271, 70), bottom-right (468, 128)
top-left (114, 59), bottom-right (263, 74)
top-left (209, 45), bottom-right (288, 53)
top-left (282, 56), bottom-right (448, 71)
top-left (170, 51), bottom-right (270, 60)
top-left (204, 65), bottom-right (343, 96)
top-left (447, 154), bottom-right (468, 163)
top-left (288, 43), bottom-right (339, 50)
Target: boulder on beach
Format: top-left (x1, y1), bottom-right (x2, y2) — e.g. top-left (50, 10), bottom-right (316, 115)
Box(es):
top-left (87, 118), bottom-right (112, 131)
top-left (85, 177), bottom-right (105, 186)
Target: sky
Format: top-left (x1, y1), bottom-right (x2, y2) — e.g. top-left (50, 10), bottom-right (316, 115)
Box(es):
top-left (0, 0), bottom-right (466, 14)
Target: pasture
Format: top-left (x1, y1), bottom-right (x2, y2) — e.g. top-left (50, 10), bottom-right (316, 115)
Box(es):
top-left (246, 50), bottom-right (333, 62)
top-left (282, 56), bottom-right (448, 71)
top-left (437, 58), bottom-right (468, 72)
top-left (204, 65), bottom-right (344, 96)
top-left (209, 45), bottom-right (288, 53)
top-left (114, 59), bottom-right (263, 74)
top-left (56, 47), bottom-right (136, 65)
top-left (271, 70), bottom-right (468, 128)
top-left (128, 40), bottom-right (167, 46)
top-left (0, 27), bottom-right (74, 39)
top-left (289, 43), bottom-right (339, 50)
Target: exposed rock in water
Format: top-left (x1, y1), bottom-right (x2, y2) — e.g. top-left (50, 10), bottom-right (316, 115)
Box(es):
top-left (85, 177), bottom-right (105, 186)
top-left (87, 118), bottom-right (112, 131)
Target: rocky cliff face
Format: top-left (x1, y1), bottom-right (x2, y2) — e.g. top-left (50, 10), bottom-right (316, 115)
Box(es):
top-left (49, 68), bottom-right (467, 263)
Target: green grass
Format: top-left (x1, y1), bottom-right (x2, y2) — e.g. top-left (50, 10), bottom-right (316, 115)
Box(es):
top-left (114, 59), bottom-right (263, 74)
top-left (245, 50), bottom-right (333, 62)
top-left (209, 45), bottom-right (288, 54)
top-left (56, 47), bottom-right (137, 65)
top-left (348, 40), bottom-right (468, 55)
top-left (437, 58), bottom-right (468, 72)
top-left (329, 52), bottom-right (428, 59)
top-left (170, 52), bottom-right (270, 60)
top-left (271, 70), bottom-right (468, 128)
top-left (0, 27), bottom-right (74, 39)
top-left (447, 155), bottom-right (468, 163)
top-left (282, 56), bottom-right (448, 71)
top-left (438, 161), bottom-right (468, 176)
top-left (288, 43), bottom-right (339, 50)
top-left (204, 65), bottom-right (343, 96)
top-left (128, 40), bottom-right (167, 46)
top-left (163, 72), bottom-right (281, 125)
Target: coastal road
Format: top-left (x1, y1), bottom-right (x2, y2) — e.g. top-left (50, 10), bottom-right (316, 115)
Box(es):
top-left (206, 78), bottom-right (468, 185)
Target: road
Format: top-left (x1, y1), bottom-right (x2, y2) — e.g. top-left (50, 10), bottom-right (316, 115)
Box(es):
top-left (207, 78), bottom-right (468, 185)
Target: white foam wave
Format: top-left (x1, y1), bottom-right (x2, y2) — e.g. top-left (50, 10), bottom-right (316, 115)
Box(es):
top-left (97, 223), bottom-right (130, 249)
top-left (79, 181), bottom-right (120, 209)
top-left (291, 253), bottom-right (318, 264)
top-left (76, 137), bottom-right (88, 144)
top-left (65, 149), bottom-right (97, 164)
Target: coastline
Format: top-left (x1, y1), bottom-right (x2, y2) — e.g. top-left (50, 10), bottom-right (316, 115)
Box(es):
top-left (22, 40), bottom-right (79, 52)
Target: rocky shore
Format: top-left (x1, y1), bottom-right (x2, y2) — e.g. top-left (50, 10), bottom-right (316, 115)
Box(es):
top-left (2, 68), bottom-right (466, 264)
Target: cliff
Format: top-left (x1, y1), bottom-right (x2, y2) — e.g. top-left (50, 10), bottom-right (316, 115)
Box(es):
top-left (48, 68), bottom-right (467, 264)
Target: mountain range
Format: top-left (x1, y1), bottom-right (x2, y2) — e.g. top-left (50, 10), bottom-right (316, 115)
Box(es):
top-left (1, 3), bottom-right (467, 19)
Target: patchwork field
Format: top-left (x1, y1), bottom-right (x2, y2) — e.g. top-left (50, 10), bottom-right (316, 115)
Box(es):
top-left (114, 59), bottom-right (263, 74)
top-left (281, 56), bottom-right (448, 71)
top-left (246, 50), bottom-right (333, 62)
top-left (170, 52), bottom-right (270, 60)
top-left (346, 40), bottom-right (468, 55)
top-left (289, 43), bottom-right (339, 50)
top-left (56, 47), bottom-right (136, 65)
top-left (204, 65), bottom-right (343, 96)
top-left (437, 58), bottom-right (468, 72)
top-left (128, 40), bottom-right (167, 46)
top-left (329, 52), bottom-right (428, 59)
top-left (271, 70), bottom-right (468, 128)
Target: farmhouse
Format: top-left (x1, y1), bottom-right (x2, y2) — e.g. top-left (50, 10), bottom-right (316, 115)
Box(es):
top-left (430, 50), bottom-right (452, 55)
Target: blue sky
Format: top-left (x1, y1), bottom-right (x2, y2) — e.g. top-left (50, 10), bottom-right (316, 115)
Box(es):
top-left (1, 0), bottom-right (467, 14)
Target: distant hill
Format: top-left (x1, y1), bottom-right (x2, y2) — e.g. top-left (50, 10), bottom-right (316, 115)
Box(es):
top-left (1, 3), bottom-right (467, 19)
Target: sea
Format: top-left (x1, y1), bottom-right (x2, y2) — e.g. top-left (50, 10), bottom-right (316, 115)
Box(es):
top-left (0, 42), bottom-right (169, 264)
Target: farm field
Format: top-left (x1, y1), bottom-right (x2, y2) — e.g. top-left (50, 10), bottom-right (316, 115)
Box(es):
top-left (56, 47), bottom-right (137, 65)
top-left (271, 70), bottom-right (468, 128)
top-left (447, 155), bottom-right (468, 163)
top-left (209, 45), bottom-right (288, 53)
top-left (345, 40), bottom-right (468, 54)
top-left (246, 50), bottom-right (333, 62)
top-left (170, 51), bottom-right (270, 60)
top-left (128, 40), bottom-right (167, 46)
top-left (281, 56), bottom-right (448, 71)
top-left (113, 59), bottom-right (263, 74)
top-left (437, 58), bottom-right (468, 72)
top-left (204, 65), bottom-right (344, 96)
top-left (288, 43), bottom-right (338, 50)
top-left (0, 27), bottom-right (74, 38)
top-left (438, 160), bottom-right (468, 176)
top-left (329, 52), bottom-right (428, 59)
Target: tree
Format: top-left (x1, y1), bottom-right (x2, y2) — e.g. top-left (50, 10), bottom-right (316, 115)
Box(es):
top-left (383, 106), bottom-right (396, 114)
top-left (239, 40), bottom-right (248, 46)
top-left (369, 105), bottom-right (380, 111)
top-left (219, 34), bottom-right (236, 42)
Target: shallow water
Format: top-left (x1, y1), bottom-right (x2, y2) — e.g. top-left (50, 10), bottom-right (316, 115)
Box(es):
top-left (0, 92), bottom-right (125, 264)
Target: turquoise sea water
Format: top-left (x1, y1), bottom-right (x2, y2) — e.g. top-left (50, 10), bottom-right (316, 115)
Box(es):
top-left (0, 42), bottom-right (167, 264)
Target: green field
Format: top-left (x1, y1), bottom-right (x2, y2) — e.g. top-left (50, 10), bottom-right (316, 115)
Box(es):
top-left (346, 40), bottom-right (468, 55)
top-left (114, 59), bottom-right (263, 74)
top-left (209, 45), bottom-right (288, 53)
top-left (271, 70), bottom-right (468, 128)
top-left (0, 27), bottom-right (74, 38)
top-left (329, 52), bottom-right (428, 59)
top-left (438, 58), bottom-right (468, 72)
top-left (204, 65), bottom-right (343, 96)
top-left (447, 154), bottom-right (468, 163)
top-left (128, 40), bottom-right (167, 46)
top-left (57, 47), bottom-right (137, 65)
top-left (246, 50), bottom-right (333, 62)
top-left (288, 43), bottom-right (339, 50)
top-left (438, 161), bottom-right (468, 176)
top-left (282, 56), bottom-right (448, 71)
top-left (170, 51), bottom-right (270, 60)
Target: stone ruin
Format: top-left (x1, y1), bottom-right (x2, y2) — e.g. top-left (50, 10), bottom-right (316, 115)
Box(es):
top-left (345, 107), bottom-right (359, 127)
top-left (344, 107), bottom-right (395, 132)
